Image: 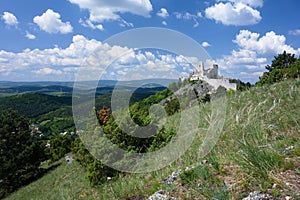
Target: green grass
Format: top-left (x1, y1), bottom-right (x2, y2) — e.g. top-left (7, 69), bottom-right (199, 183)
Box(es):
top-left (5, 79), bottom-right (300, 200)
top-left (5, 159), bottom-right (99, 200)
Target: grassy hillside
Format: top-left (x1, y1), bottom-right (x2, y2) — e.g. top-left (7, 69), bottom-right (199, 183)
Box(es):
top-left (5, 79), bottom-right (300, 199)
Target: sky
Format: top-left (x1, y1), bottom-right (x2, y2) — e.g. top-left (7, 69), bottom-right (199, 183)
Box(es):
top-left (0, 0), bottom-right (299, 83)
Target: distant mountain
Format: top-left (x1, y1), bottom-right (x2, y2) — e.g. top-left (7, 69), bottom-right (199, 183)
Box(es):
top-left (0, 79), bottom-right (177, 96)
top-left (0, 85), bottom-right (73, 94)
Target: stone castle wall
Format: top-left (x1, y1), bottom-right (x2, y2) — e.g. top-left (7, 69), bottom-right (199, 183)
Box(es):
top-left (189, 62), bottom-right (236, 90)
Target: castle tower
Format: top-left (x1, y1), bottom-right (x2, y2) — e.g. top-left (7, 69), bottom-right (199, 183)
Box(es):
top-left (198, 61), bottom-right (204, 77)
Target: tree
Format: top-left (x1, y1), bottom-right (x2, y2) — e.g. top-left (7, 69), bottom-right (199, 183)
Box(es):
top-left (0, 109), bottom-right (45, 198)
top-left (288, 58), bottom-right (300, 79)
top-left (265, 51), bottom-right (296, 72)
top-left (48, 134), bottom-right (74, 162)
top-left (257, 51), bottom-right (300, 86)
top-left (97, 106), bottom-right (110, 126)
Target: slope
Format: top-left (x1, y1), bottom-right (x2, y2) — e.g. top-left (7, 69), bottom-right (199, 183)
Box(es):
top-left (5, 79), bottom-right (300, 200)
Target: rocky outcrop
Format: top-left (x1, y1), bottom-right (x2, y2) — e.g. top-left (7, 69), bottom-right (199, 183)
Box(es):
top-left (147, 190), bottom-right (176, 200)
top-left (242, 191), bottom-right (273, 200)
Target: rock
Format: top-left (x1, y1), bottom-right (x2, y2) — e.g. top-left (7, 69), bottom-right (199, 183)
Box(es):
top-left (285, 196), bottom-right (292, 200)
top-left (184, 166), bottom-right (195, 172)
top-left (148, 190), bottom-right (176, 200)
top-left (163, 170), bottom-right (181, 185)
top-left (284, 146), bottom-right (294, 151)
top-left (242, 191), bottom-right (273, 200)
top-left (201, 160), bottom-right (208, 165)
top-left (65, 156), bottom-right (73, 164)
top-left (285, 182), bottom-right (290, 186)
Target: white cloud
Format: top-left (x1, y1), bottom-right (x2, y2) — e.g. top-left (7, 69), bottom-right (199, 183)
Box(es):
top-left (289, 29), bottom-right (300, 36)
top-left (205, 2), bottom-right (262, 26)
top-left (79, 18), bottom-right (104, 31)
top-left (118, 18), bottom-right (134, 27)
top-left (33, 9), bottom-right (73, 34)
top-left (162, 21), bottom-right (167, 26)
top-left (234, 30), bottom-right (300, 55)
top-left (216, 30), bottom-right (300, 82)
top-left (239, 71), bottom-right (264, 79)
top-left (174, 12), bottom-right (197, 20)
top-left (145, 51), bottom-right (155, 60)
top-left (197, 12), bottom-right (203, 18)
top-left (0, 34), bottom-right (199, 81)
top-left (174, 12), bottom-right (201, 28)
top-left (201, 42), bottom-right (211, 47)
top-left (33, 67), bottom-right (62, 75)
top-left (228, 0), bottom-right (263, 8)
top-left (0, 35), bottom-right (115, 78)
top-left (68, 0), bottom-right (152, 23)
top-left (157, 8), bottom-right (169, 18)
top-left (25, 31), bottom-right (36, 40)
top-left (2, 11), bottom-right (18, 26)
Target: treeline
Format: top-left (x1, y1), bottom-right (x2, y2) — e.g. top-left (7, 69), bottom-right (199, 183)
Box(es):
top-left (0, 93), bottom-right (71, 119)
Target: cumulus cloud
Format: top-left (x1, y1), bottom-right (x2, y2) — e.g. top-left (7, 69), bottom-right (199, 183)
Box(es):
top-left (289, 29), bottom-right (300, 36)
top-left (0, 35), bottom-right (109, 79)
top-left (205, 1), bottom-right (262, 26)
top-left (2, 11), bottom-right (18, 26)
top-left (234, 30), bottom-right (300, 55)
top-left (174, 12), bottom-right (202, 27)
top-left (25, 31), bottom-right (36, 40)
top-left (157, 8), bottom-right (169, 18)
top-left (216, 30), bottom-right (300, 82)
top-left (68, 0), bottom-right (152, 23)
top-left (201, 42), bottom-right (211, 47)
top-left (0, 35), bottom-right (199, 81)
top-left (33, 9), bottom-right (73, 34)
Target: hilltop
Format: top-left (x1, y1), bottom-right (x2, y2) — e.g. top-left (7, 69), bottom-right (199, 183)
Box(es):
top-left (5, 79), bottom-right (300, 200)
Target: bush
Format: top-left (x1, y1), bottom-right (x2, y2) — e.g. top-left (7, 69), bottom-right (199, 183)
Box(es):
top-left (48, 134), bottom-right (75, 162)
top-left (0, 109), bottom-right (46, 198)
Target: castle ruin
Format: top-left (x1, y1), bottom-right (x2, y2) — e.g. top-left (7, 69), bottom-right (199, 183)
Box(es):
top-left (189, 62), bottom-right (236, 91)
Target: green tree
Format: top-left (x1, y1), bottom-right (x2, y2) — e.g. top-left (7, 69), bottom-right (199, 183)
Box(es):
top-left (257, 51), bottom-right (300, 86)
top-left (48, 134), bottom-right (74, 162)
top-left (265, 51), bottom-right (296, 72)
top-left (288, 58), bottom-right (300, 79)
top-left (0, 109), bottom-right (45, 198)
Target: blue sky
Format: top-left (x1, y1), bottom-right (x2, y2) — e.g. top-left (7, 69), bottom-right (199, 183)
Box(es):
top-left (0, 0), bottom-right (299, 83)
